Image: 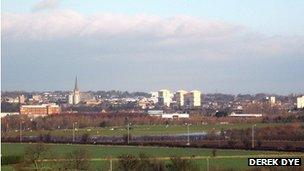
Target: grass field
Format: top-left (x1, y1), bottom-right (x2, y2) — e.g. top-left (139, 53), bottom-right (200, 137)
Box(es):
top-left (2, 143), bottom-right (303, 171)
top-left (2, 122), bottom-right (287, 137)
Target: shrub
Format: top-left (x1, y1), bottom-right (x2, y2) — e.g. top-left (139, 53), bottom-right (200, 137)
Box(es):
top-left (117, 154), bottom-right (139, 171)
top-left (166, 156), bottom-right (199, 171)
top-left (1, 155), bottom-right (22, 165)
top-left (81, 133), bottom-right (90, 143)
top-left (227, 139), bottom-right (237, 148)
top-left (212, 148), bottom-right (217, 157)
top-left (64, 148), bottom-right (91, 171)
top-left (99, 121), bottom-right (108, 128)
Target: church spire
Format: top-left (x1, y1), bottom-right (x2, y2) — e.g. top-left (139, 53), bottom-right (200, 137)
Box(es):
top-left (74, 76), bottom-right (79, 91)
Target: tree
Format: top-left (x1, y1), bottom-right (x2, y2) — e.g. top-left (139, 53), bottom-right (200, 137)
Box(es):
top-left (137, 153), bottom-right (165, 171)
top-left (166, 156), bottom-right (198, 171)
top-left (227, 139), bottom-right (237, 148)
top-left (81, 133), bottom-right (90, 143)
top-left (256, 138), bottom-right (263, 148)
top-left (212, 148), bottom-right (217, 157)
top-left (117, 154), bottom-right (139, 171)
top-left (99, 121), bottom-right (108, 128)
top-left (64, 148), bottom-right (91, 171)
top-left (24, 143), bottom-right (51, 171)
top-left (1, 102), bottom-right (20, 112)
top-left (215, 111), bottom-right (228, 118)
top-left (242, 137), bottom-right (251, 149)
top-left (137, 153), bottom-right (151, 171)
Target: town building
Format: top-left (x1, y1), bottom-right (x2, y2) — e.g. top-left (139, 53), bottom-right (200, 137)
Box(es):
top-left (147, 110), bottom-right (164, 117)
top-left (150, 92), bottom-right (159, 104)
top-left (68, 77), bottom-right (81, 105)
top-left (147, 110), bottom-right (189, 119)
top-left (32, 95), bottom-right (42, 102)
top-left (162, 113), bottom-right (189, 119)
top-left (18, 95), bottom-right (26, 104)
top-left (137, 98), bottom-right (149, 109)
top-left (270, 96), bottom-right (276, 104)
top-left (158, 89), bottom-right (173, 107)
top-left (230, 112), bottom-right (262, 117)
top-left (297, 96), bottom-right (304, 109)
top-left (4, 97), bottom-right (19, 103)
top-left (0, 112), bottom-right (19, 118)
top-left (20, 104), bottom-right (60, 116)
top-left (184, 90), bottom-right (201, 108)
top-left (174, 90), bottom-right (188, 107)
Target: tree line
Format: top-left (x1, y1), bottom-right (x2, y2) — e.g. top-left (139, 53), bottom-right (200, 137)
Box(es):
top-left (2, 123), bottom-right (303, 151)
top-left (3, 112), bottom-right (303, 132)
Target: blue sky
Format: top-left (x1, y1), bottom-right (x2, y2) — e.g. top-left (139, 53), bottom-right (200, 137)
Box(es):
top-left (2, 0), bottom-right (304, 94)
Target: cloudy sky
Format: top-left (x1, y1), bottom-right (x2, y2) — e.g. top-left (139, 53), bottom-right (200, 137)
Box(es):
top-left (2, 0), bottom-right (304, 94)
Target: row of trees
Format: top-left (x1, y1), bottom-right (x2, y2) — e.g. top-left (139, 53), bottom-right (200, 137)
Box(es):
top-left (2, 123), bottom-right (303, 151)
top-left (1, 102), bottom-right (20, 112)
top-left (117, 154), bottom-right (199, 171)
top-left (2, 111), bottom-right (302, 132)
top-left (0, 112), bottom-right (266, 131)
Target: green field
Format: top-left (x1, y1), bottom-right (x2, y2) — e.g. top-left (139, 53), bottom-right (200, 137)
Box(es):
top-left (2, 143), bottom-right (303, 171)
top-left (2, 122), bottom-right (286, 137)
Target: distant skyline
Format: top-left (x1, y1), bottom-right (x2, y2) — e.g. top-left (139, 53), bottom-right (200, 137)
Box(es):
top-left (2, 0), bottom-right (304, 94)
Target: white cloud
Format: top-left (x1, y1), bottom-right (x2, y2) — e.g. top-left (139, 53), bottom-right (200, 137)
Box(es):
top-left (2, 11), bottom-right (244, 40)
top-left (32, 0), bottom-right (61, 12)
top-left (2, 10), bottom-right (304, 93)
top-left (2, 10), bottom-right (304, 61)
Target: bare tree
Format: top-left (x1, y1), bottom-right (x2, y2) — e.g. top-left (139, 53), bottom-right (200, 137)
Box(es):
top-left (167, 156), bottom-right (199, 171)
top-left (24, 143), bottom-right (51, 171)
top-left (64, 148), bottom-right (91, 171)
top-left (117, 154), bottom-right (139, 171)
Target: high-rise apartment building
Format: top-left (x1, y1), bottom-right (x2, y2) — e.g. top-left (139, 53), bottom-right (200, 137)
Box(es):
top-left (174, 90), bottom-right (188, 107)
top-left (184, 90), bottom-right (201, 108)
top-left (158, 89), bottom-right (173, 107)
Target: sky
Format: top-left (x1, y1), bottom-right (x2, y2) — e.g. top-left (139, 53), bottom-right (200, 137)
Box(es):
top-left (2, 0), bottom-right (304, 94)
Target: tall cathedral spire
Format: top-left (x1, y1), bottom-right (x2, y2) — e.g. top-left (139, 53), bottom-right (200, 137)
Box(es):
top-left (74, 76), bottom-right (79, 91)
top-left (69, 76), bottom-right (80, 105)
